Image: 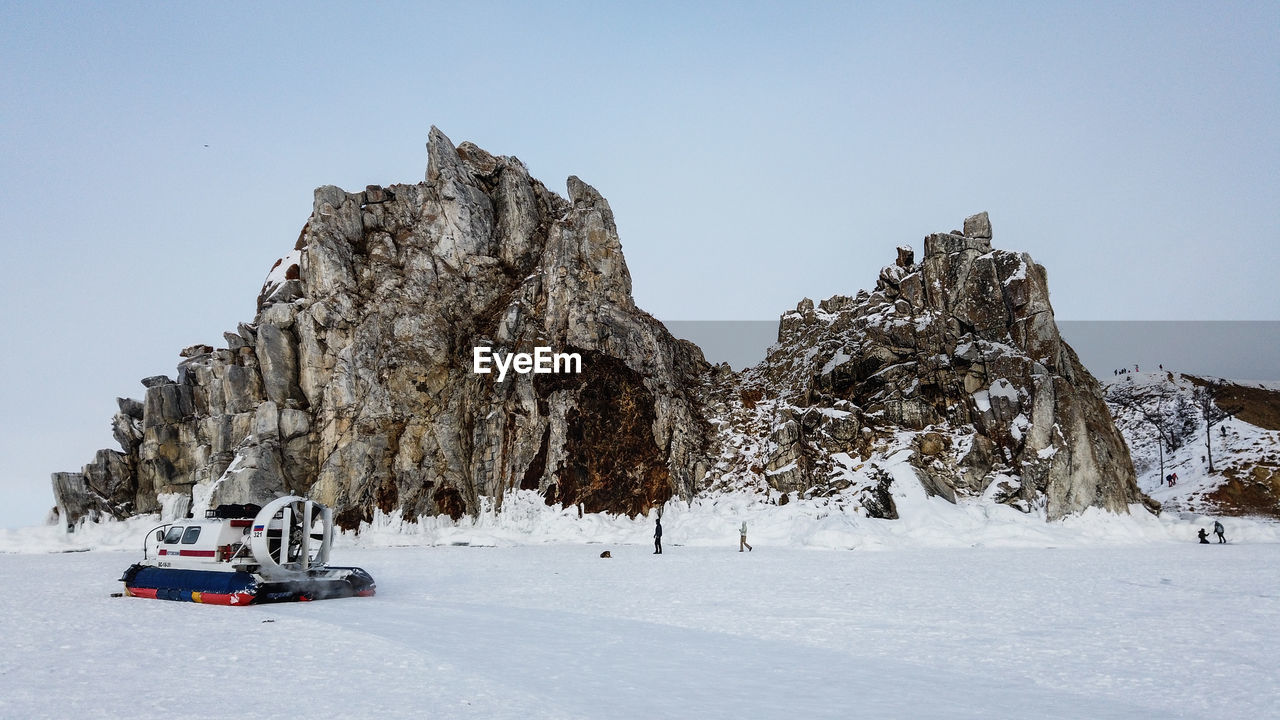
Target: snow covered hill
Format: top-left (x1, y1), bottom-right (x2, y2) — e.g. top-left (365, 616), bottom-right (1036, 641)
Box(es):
top-left (1104, 372), bottom-right (1280, 517)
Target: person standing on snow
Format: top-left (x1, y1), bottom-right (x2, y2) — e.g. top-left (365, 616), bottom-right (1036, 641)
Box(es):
top-left (739, 520), bottom-right (752, 552)
top-left (653, 517), bottom-right (662, 554)
top-left (1214, 520), bottom-right (1226, 544)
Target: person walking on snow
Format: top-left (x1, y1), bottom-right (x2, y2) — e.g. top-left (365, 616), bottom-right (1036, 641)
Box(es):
top-left (654, 517), bottom-right (663, 554)
top-left (1214, 520), bottom-right (1226, 544)
top-left (739, 520), bottom-right (752, 552)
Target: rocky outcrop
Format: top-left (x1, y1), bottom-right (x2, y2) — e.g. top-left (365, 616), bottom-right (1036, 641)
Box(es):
top-left (703, 212), bottom-right (1147, 520)
top-left (49, 397), bottom-right (143, 525)
top-left (53, 128), bottom-right (710, 527)
top-left (51, 133), bottom-right (1144, 529)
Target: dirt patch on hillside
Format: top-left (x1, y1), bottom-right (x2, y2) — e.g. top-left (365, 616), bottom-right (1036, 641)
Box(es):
top-left (1184, 375), bottom-right (1280, 430)
top-left (1207, 464), bottom-right (1280, 519)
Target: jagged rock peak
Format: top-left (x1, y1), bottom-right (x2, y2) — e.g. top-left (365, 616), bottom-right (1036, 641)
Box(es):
top-left (425, 125), bottom-right (460, 182)
top-left (895, 245), bottom-right (914, 268)
top-left (566, 175), bottom-right (606, 208)
top-left (963, 211), bottom-right (992, 239)
top-left (709, 212), bottom-right (1146, 521)
top-left (53, 129), bottom-right (709, 529)
top-left (425, 126), bottom-right (526, 184)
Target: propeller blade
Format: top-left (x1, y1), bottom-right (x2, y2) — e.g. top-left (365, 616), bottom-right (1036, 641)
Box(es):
top-left (301, 501), bottom-right (313, 571)
top-left (279, 506), bottom-right (291, 565)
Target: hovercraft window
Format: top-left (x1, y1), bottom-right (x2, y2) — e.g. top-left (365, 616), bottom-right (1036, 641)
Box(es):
top-left (181, 527), bottom-right (201, 544)
top-left (163, 527), bottom-right (185, 544)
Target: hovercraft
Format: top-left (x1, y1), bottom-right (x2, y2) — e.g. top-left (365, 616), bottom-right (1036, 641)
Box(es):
top-left (120, 495), bottom-right (375, 605)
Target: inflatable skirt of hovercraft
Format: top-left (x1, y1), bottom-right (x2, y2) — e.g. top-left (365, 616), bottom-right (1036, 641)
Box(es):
top-left (120, 564), bottom-right (376, 605)
top-left (121, 565), bottom-right (257, 605)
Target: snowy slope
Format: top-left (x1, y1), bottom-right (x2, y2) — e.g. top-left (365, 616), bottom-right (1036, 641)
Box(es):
top-left (1105, 372), bottom-right (1280, 516)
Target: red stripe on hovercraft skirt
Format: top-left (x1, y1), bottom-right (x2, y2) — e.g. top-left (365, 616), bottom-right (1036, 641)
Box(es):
top-left (125, 587), bottom-right (253, 605)
top-left (194, 591), bottom-right (254, 606)
top-left (356, 590), bottom-right (376, 597)
top-left (178, 550), bottom-right (216, 557)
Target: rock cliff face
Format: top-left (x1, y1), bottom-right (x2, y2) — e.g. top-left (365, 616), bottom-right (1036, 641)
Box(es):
top-left (701, 213), bottom-right (1147, 520)
top-left (53, 128), bottom-right (710, 527)
top-left (51, 134), bottom-right (1145, 528)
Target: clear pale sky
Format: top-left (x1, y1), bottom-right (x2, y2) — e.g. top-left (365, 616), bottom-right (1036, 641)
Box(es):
top-left (2, 1), bottom-right (1276, 528)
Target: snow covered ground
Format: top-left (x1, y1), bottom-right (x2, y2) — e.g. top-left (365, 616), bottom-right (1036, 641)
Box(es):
top-left (7, 480), bottom-right (1279, 718)
top-left (3, 535), bottom-right (1278, 719)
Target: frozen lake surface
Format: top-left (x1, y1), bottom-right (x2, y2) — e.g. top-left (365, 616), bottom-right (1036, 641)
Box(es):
top-left (2, 542), bottom-right (1276, 719)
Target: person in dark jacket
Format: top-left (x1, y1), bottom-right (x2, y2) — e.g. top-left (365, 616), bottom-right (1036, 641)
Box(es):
top-left (654, 518), bottom-right (662, 554)
top-left (1197, 528), bottom-right (1210, 544)
top-left (1213, 520), bottom-right (1226, 543)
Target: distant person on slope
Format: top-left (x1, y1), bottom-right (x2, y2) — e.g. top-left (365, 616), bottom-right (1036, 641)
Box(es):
top-left (739, 520), bottom-right (752, 552)
top-left (1198, 528), bottom-right (1210, 544)
top-left (1214, 520), bottom-right (1226, 544)
top-left (654, 517), bottom-right (662, 555)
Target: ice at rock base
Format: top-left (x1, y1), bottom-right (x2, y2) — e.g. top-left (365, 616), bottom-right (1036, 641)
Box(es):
top-left (12, 481), bottom-right (1280, 554)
